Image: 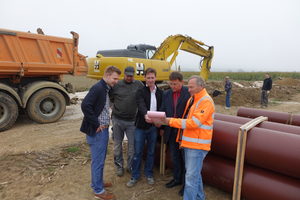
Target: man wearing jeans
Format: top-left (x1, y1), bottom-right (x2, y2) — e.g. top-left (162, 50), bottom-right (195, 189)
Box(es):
top-left (110, 66), bottom-right (144, 177)
top-left (126, 67), bottom-right (163, 188)
top-left (163, 76), bottom-right (215, 200)
top-left (224, 76), bottom-right (232, 109)
top-left (80, 65), bottom-right (121, 200)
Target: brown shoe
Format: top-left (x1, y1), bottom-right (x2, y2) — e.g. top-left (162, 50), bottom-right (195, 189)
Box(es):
top-left (95, 191), bottom-right (115, 200)
top-left (103, 182), bottom-right (112, 188)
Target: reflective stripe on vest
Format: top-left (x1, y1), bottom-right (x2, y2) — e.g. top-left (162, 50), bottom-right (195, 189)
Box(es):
top-left (181, 96), bottom-right (215, 130)
top-left (182, 135), bottom-right (212, 144)
top-left (192, 116), bottom-right (213, 130)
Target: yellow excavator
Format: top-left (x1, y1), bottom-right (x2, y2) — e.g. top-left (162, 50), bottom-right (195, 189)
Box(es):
top-left (87, 34), bottom-right (214, 82)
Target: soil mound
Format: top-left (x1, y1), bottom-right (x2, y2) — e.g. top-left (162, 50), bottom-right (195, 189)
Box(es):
top-left (274, 78), bottom-right (300, 86)
top-left (206, 80), bottom-right (300, 107)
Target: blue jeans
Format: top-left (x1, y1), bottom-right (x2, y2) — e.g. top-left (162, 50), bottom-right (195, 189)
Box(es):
top-left (169, 128), bottom-right (183, 182)
top-left (131, 126), bottom-right (158, 180)
top-left (226, 90), bottom-right (231, 107)
top-left (86, 128), bottom-right (109, 194)
top-left (112, 117), bottom-right (135, 170)
top-left (184, 148), bottom-right (208, 200)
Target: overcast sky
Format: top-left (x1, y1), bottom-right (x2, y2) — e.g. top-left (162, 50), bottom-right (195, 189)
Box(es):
top-left (1, 0), bottom-right (299, 72)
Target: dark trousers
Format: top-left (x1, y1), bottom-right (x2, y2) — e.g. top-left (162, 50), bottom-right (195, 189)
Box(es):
top-left (169, 128), bottom-right (184, 182)
top-left (260, 90), bottom-right (269, 106)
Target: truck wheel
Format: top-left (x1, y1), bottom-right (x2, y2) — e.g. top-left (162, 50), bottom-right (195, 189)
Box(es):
top-left (26, 88), bottom-right (66, 124)
top-left (0, 92), bottom-right (19, 132)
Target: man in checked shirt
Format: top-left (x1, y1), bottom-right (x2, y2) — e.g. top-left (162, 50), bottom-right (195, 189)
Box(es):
top-left (80, 65), bottom-right (121, 200)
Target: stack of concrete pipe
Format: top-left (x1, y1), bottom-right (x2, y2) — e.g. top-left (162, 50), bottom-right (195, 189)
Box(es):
top-left (152, 110), bottom-right (300, 200)
top-left (237, 107), bottom-right (300, 126)
top-left (204, 116), bottom-right (300, 200)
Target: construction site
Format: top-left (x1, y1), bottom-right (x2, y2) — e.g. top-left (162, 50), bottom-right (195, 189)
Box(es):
top-left (1, 29), bottom-right (300, 199)
top-left (0, 76), bottom-right (299, 200)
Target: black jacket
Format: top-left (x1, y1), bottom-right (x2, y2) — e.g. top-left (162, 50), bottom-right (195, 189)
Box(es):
top-left (262, 78), bottom-right (273, 91)
top-left (135, 85), bottom-right (164, 130)
top-left (80, 79), bottom-right (109, 136)
top-left (160, 86), bottom-right (190, 144)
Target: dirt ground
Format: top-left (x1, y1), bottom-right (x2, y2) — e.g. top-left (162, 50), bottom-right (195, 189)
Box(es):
top-left (1, 78), bottom-right (300, 200)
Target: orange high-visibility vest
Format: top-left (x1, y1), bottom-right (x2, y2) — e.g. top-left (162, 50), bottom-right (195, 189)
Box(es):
top-left (170, 88), bottom-right (215, 151)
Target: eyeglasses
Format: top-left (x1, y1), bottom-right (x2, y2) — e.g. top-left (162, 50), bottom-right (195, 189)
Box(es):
top-left (170, 83), bottom-right (179, 86)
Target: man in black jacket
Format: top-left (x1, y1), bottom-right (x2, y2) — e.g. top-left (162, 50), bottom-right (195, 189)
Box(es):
top-left (260, 73), bottom-right (272, 108)
top-left (126, 67), bottom-right (164, 188)
top-left (80, 65), bottom-right (121, 200)
top-left (160, 71), bottom-right (190, 196)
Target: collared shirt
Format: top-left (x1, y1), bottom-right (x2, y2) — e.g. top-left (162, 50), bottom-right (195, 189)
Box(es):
top-left (98, 84), bottom-right (111, 126)
top-left (173, 86), bottom-right (182, 106)
top-left (173, 86), bottom-right (182, 118)
top-left (149, 85), bottom-right (157, 111)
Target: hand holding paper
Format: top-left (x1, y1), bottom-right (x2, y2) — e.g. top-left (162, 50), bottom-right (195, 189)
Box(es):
top-left (147, 111), bottom-right (168, 125)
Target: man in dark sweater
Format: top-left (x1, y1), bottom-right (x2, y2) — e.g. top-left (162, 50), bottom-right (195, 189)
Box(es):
top-left (260, 73), bottom-right (273, 108)
top-left (110, 66), bottom-right (144, 177)
top-left (126, 67), bottom-right (164, 188)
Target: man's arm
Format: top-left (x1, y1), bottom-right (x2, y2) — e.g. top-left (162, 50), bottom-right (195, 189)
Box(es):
top-left (109, 87), bottom-right (115, 104)
top-left (169, 100), bottom-right (214, 130)
top-left (81, 86), bottom-right (101, 129)
top-left (138, 80), bottom-right (144, 89)
top-left (135, 88), bottom-right (148, 117)
top-left (269, 79), bottom-right (273, 90)
top-left (159, 92), bottom-right (167, 112)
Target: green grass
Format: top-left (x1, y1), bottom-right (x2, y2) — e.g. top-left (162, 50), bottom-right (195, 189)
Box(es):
top-left (74, 86), bottom-right (90, 92)
top-left (48, 166), bottom-right (55, 172)
top-left (16, 162), bottom-right (27, 167)
top-left (67, 147), bottom-right (79, 152)
top-left (63, 71), bottom-right (299, 92)
top-left (1, 155), bottom-right (12, 160)
top-left (269, 101), bottom-right (279, 106)
top-left (84, 153), bottom-right (91, 158)
top-left (208, 72), bottom-right (300, 81)
top-left (181, 71), bottom-right (300, 81)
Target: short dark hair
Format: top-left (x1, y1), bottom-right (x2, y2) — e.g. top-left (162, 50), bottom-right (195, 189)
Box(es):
top-left (144, 67), bottom-right (156, 77)
top-left (104, 65), bottom-right (121, 76)
top-left (169, 71), bottom-right (183, 81)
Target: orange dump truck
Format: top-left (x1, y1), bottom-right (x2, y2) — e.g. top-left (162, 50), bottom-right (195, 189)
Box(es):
top-left (0, 28), bottom-right (88, 131)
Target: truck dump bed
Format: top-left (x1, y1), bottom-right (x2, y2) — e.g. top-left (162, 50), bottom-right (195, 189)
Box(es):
top-left (0, 29), bottom-right (88, 82)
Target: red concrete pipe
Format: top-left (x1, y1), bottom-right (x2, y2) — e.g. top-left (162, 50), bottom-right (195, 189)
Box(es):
top-left (211, 120), bottom-right (300, 179)
top-left (152, 142), bottom-right (174, 170)
top-left (237, 107), bottom-right (300, 126)
top-left (215, 113), bottom-right (300, 135)
top-left (202, 153), bottom-right (300, 200)
top-left (152, 143), bottom-right (300, 199)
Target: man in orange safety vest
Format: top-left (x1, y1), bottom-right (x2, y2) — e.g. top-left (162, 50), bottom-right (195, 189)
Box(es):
top-left (162, 75), bottom-right (215, 200)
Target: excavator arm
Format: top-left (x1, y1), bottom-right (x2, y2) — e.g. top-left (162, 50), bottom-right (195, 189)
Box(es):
top-left (152, 34), bottom-right (214, 82)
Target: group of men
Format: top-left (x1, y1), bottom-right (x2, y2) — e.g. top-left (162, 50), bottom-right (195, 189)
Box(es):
top-left (80, 65), bottom-right (215, 200)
